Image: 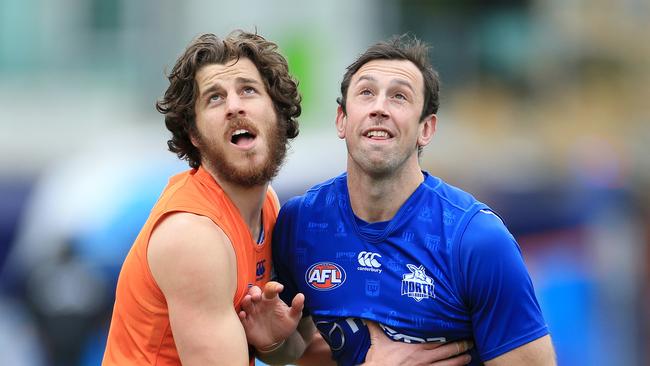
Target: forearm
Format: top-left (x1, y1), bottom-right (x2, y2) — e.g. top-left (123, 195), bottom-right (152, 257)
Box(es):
top-left (296, 332), bottom-right (335, 366)
top-left (255, 329), bottom-right (308, 365)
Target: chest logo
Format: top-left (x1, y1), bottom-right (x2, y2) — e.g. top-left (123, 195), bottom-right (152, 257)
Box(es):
top-left (305, 262), bottom-right (347, 291)
top-left (357, 251), bottom-right (382, 273)
top-left (255, 259), bottom-right (266, 281)
top-left (401, 264), bottom-right (435, 302)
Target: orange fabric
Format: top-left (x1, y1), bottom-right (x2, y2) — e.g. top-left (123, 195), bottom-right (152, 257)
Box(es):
top-left (102, 166), bottom-right (278, 366)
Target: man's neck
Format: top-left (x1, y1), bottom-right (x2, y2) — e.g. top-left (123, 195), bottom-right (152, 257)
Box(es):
top-left (346, 158), bottom-right (424, 223)
top-left (202, 165), bottom-right (267, 240)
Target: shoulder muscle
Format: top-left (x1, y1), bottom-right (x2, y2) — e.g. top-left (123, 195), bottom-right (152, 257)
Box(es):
top-left (148, 212), bottom-right (236, 305)
top-left (147, 212), bottom-right (249, 365)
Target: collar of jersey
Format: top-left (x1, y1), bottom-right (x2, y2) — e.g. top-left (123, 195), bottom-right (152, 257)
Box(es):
top-left (337, 172), bottom-right (434, 243)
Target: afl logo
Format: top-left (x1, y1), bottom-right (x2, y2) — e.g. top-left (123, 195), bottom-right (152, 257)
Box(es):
top-left (305, 262), bottom-right (346, 291)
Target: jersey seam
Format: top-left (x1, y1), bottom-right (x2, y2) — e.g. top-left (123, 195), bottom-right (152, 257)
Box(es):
top-left (153, 321), bottom-right (173, 365)
top-left (426, 185), bottom-right (478, 213)
top-left (304, 174), bottom-right (340, 194)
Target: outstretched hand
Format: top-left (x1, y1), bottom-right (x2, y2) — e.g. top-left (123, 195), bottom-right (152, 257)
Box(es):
top-left (238, 281), bottom-right (305, 350)
top-left (364, 321), bottom-right (473, 366)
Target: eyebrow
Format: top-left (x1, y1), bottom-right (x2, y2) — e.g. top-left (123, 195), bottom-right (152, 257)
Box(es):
top-left (355, 75), bottom-right (415, 93)
top-left (235, 77), bottom-right (262, 86)
top-left (390, 79), bottom-right (415, 93)
top-left (356, 75), bottom-right (377, 85)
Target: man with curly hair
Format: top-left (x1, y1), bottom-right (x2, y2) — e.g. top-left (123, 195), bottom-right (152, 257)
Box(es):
top-left (101, 31), bottom-right (303, 366)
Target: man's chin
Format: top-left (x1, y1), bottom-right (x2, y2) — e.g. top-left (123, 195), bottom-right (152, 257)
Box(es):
top-left (354, 159), bottom-right (398, 178)
top-left (216, 162), bottom-right (279, 187)
top-left (202, 132), bottom-right (287, 188)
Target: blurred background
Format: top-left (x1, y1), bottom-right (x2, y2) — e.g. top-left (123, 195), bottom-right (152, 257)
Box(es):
top-left (1, 0), bottom-right (648, 365)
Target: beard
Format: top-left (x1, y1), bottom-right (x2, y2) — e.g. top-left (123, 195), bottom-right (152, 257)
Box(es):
top-left (196, 117), bottom-right (288, 187)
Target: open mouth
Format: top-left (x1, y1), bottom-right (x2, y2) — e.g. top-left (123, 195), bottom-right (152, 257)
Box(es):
top-left (365, 129), bottom-right (392, 140)
top-left (231, 129), bottom-right (257, 146)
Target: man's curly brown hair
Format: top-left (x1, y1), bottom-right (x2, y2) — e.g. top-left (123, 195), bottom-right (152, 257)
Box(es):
top-left (156, 31), bottom-right (301, 168)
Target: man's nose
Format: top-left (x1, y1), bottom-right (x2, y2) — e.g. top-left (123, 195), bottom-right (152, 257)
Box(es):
top-left (225, 95), bottom-right (246, 119)
top-left (369, 95), bottom-right (389, 119)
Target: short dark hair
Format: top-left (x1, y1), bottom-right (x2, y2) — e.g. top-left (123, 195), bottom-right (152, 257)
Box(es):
top-left (337, 34), bottom-right (439, 121)
top-left (156, 31), bottom-right (301, 168)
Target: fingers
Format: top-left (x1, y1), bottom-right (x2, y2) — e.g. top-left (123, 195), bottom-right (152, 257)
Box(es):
top-left (248, 285), bottom-right (262, 302)
top-left (432, 353), bottom-right (472, 366)
top-left (430, 340), bottom-right (473, 363)
top-left (364, 323), bottom-right (472, 366)
top-left (240, 294), bottom-right (254, 315)
top-left (289, 293), bottom-right (305, 317)
top-left (437, 341), bottom-right (474, 357)
top-left (262, 281), bottom-right (284, 300)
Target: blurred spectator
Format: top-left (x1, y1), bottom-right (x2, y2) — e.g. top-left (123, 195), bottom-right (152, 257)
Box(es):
top-left (25, 241), bottom-right (108, 366)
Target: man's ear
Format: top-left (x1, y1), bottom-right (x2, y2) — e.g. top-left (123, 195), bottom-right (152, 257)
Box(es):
top-left (417, 114), bottom-right (437, 148)
top-left (335, 105), bottom-right (347, 139)
top-left (189, 127), bottom-right (200, 148)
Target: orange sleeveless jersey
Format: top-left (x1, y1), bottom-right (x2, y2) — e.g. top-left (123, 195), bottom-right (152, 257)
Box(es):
top-left (102, 167), bottom-right (279, 366)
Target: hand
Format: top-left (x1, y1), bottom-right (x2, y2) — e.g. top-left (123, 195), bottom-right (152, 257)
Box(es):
top-left (238, 281), bottom-right (305, 350)
top-left (363, 321), bottom-right (473, 366)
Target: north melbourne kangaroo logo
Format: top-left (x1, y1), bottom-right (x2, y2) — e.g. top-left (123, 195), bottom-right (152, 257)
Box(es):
top-left (357, 251), bottom-right (382, 273)
top-left (401, 264), bottom-right (435, 302)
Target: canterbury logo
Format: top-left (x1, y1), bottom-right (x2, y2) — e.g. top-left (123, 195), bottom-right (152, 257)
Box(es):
top-left (357, 251), bottom-right (382, 268)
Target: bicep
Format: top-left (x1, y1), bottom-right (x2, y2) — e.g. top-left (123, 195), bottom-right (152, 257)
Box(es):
top-left (485, 335), bottom-right (556, 366)
top-left (148, 212), bottom-right (249, 366)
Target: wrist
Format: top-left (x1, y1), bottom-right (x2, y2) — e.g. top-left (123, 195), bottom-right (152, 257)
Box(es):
top-left (255, 339), bottom-right (286, 354)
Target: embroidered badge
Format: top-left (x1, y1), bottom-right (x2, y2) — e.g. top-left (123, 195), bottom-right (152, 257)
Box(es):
top-left (400, 264), bottom-right (435, 302)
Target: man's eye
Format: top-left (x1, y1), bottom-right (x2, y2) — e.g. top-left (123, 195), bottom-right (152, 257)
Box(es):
top-left (394, 93), bottom-right (406, 100)
top-left (360, 89), bottom-right (372, 96)
top-left (209, 94), bottom-right (223, 102)
top-left (243, 86), bottom-right (257, 95)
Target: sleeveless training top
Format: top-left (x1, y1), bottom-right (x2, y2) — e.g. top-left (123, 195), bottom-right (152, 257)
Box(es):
top-left (103, 166), bottom-right (278, 366)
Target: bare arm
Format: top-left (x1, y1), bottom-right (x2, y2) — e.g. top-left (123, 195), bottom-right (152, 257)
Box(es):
top-left (485, 335), bottom-right (555, 366)
top-left (148, 212), bottom-right (248, 366)
top-left (296, 328), bottom-right (336, 366)
top-left (259, 316), bottom-right (321, 365)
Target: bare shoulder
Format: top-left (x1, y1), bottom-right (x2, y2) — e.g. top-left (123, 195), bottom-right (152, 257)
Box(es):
top-left (148, 212), bottom-right (236, 301)
top-left (147, 214), bottom-right (248, 364)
